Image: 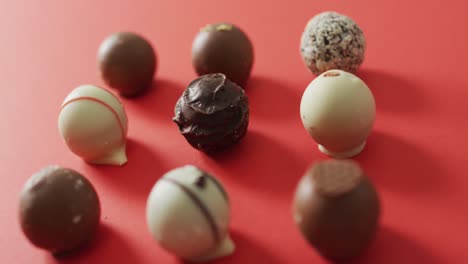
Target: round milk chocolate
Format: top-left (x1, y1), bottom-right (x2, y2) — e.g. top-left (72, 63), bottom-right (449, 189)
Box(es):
top-left (293, 160), bottom-right (380, 260)
top-left (19, 166), bottom-right (100, 254)
top-left (192, 23), bottom-right (254, 87)
top-left (173, 73), bottom-right (249, 153)
top-left (98, 32), bottom-right (156, 97)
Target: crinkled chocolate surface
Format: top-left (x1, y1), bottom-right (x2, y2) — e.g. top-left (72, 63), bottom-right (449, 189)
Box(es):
top-left (173, 73), bottom-right (249, 153)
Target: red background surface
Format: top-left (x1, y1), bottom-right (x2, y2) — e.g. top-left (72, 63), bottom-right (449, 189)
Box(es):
top-left (1, 0), bottom-right (467, 263)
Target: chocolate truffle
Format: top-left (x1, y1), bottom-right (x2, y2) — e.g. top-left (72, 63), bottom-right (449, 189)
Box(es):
top-left (59, 85), bottom-right (128, 166)
top-left (300, 70), bottom-right (375, 158)
top-left (300, 11), bottom-right (366, 75)
top-left (173, 73), bottom-right (249, 153)
top-left (98, 32), bottom-right (156, 97)
top-left (192, 23), bottom-right (254, 87)
top-left (19, 166), bottom-right (100, 254)
top-left (293, 160), bottom-right (380, 260)
top-left (146, 165), bottom-right (234, 262)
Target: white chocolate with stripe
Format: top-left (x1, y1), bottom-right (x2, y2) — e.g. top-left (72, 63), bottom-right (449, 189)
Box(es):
top-left (146, 165), bottom-right (234, 262)
top-left (58, 84), bottom-right (128, 166)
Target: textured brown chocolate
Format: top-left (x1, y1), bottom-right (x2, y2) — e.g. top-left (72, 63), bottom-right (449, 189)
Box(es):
top-left (98, 32), bottom-right (156, 97)
top-left (192, 23), bottom-right (254, 87)
top-left (293, 160), bottom-right (380, 260)
top-left (173, 73), bottom-right (249, 153)
top-left (19, 166), bottom-right (100, 254)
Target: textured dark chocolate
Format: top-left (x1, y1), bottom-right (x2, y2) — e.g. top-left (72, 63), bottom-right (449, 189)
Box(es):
top-left (293, 160), bottom-right (380, 260)
top-left (19, 166), bottom-right (100, 254)
top-left (192, 23), bottom-right (254, 87)
top-left (173, 73), bottom-right (249, 153)
top-left (98, 32), bottom-right (156, 97)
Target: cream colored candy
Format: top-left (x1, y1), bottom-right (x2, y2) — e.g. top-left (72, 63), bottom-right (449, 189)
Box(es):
top-left (146, 165), bottom-right (234, 262)
top-left (300, 70), bottom-right (375, 158)
top-left (58, 85), bottom-right (128, 166)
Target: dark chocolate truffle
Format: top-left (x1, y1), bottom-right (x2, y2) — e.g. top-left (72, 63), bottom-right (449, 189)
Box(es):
top-left (300, 12), bottom-right (366, 75)
top-left (293, 160), bottom-right (380, 260)
top-left (192, 23), bottom-right (254, 87)
top-left (98, 32), bottom-right (156, 97)
top-left (19, 166), bottom-right (100, 254)
top-left (173, 73), bottom-right (249, 153)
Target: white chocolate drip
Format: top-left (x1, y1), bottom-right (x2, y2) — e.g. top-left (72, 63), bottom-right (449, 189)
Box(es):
top-left (87, 144), bottom-right (127, 166)
top-left (59, 85), bottom-right (128, 167)
top-left (189, 235), bottom-right (235, 262)
top-left (318, 141), bottom-right (366, 159)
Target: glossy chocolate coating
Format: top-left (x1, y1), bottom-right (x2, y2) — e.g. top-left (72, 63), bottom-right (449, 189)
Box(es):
top-left (192, 23), bottom-right (254, 87)
top-left (173, 73), bottom-right (249, 153)
top-left (98, 32), bottom-right (156, 97)
top-left (293, 160), bottom-right (380, 260)
top-left (19, 166), bottom-right (100, 254)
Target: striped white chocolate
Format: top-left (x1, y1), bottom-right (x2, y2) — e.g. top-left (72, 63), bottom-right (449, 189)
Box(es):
top-left (58, 85), bottom-right (128, 166)
top-left (146, 165), bottom-right (234, 261)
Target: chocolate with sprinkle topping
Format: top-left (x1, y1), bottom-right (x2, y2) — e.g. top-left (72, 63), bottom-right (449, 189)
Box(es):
top-left (300, 12), bottom-right (366, 75)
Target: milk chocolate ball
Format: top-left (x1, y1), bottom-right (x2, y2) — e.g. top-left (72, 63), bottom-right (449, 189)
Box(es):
top-left (19, 166), bottom-right (100, 254)
top-left (293, 160), bottom-right (380, 260)
top-left (192, 23), bottom-right (254, 87)
top-left (98, 32), bottom-right (156, 97)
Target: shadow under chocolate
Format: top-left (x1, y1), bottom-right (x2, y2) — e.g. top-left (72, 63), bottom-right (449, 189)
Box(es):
top-left (356, 130), bottom-right (446, 196)
top-left (246, 75), bottom-right (301, 123)
top-left (345, 225), bottom-right (442, 264)
top-left (89, 138), bottom-right (167, 199)
top-left (121, 78), bottom-right (185, 124)
top-left (45, 224), bottom-right (140, 264)
top-left (359, 68), bottom-right (427, 115)
top-left (202, 130), bottom-right (307, 198)
top-left (216, 229), bottom-right (283, 264)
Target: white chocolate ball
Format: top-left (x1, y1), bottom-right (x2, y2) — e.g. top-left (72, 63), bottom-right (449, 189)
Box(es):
top-left (58, 85), bottom-right (128, 166)
top-left (300, 70), bottom-right (375, 158)
top-left (146, 165), bottom-right (234, 262)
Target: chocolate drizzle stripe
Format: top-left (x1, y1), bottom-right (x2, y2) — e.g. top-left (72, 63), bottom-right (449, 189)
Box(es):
top-left (61, 97), bottom-right (125, 140)
top-left (98, 88), bottom-right (129, 126)
top-left (203, 173), bottom-right (228, 203)
top-left (162, 178), bottom-right (220, 244)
